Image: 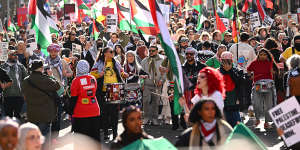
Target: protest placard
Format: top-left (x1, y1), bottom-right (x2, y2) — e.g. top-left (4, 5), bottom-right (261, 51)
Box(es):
top-left (262, 15), bottom-right (274, 27)
top-left (220, 18), bottom-right (230, 30)
top-left (106, 14), bottom-right (118, 33)
top-left (288, 14), bottom-right (298, 24)
top-left (250, 12), bottom-right (261, 29)
top-left (0, 42), bottom-right (8, 61)
top-left (102, 7), bottom-right (114, 16)
top-left (72, 43), bottom-right (82, 55)
top-left (269, 96), bottom-right (300, 147)
top-left (64, 4), bottom-right (75, 14)
top-left (26, 29), bottom-right (37, 56)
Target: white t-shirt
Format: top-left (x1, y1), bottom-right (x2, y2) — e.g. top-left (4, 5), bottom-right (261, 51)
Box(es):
top-left (191, 91), bottom-right (224, 111)
top-left (229, 42), bottom-right (256, 73)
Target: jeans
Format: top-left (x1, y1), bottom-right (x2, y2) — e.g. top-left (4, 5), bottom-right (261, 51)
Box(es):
top-left (224, 110), bottom-right (241, 127)
top-left (3, 96), bottom-right (24, 119)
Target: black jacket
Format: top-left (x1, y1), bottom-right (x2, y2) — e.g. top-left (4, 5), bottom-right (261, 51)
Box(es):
top-left (63, 38), bottom-right (82, 50)
top-left (81, 50), bottom-right (95, 71)
top-left (182, 61), bottom-right (206, 90)
top-left (0, 68), bottom-right (12, 93)
top-left (219, 66), bottom-right (244, 111)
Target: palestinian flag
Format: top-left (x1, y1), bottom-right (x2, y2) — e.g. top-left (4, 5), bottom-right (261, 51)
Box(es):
top-left (77, 0), bottom-right (89, 10)
top-left (213, 0), bottom-right (226, 33)
top-left (92, 19), bottom-right (100, 40)
top-left (226, 123), bottom-right (267, 150)
top-left (130, 0), bottom-right (157, 35)
top-left (192, 0), bottom-right (206, 31)
top-left (116, 1), bottom-right (138, 33)
top-left (255, 0), bottom-right (267, 21)
top-left (149, 0), bottom-right (184, 115)
top-left (28, 0), bottom-right (58, 55)
top-left (7, 17), bottom-right (16, 32)
top-left (242, 0), bottom-right (250, 12)
top-left (232, 0), bottom-right (239, 42)
top-left (223, 0), bottom-right (234, 19)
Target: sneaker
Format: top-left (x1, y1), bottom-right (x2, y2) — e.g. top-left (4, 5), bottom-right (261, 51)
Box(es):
top-left (152, 119), bottom-right (159, 126)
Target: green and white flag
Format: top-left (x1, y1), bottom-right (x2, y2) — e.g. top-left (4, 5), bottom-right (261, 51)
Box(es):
top-left (149, 0), bottom-right (184, 115)
top-left (28, 0), bottom-right (58, 55)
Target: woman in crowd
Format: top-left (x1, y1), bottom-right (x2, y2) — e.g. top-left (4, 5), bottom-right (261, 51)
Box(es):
top-left (284, 54), bottom-right (300, 102)
top-left (247, 48), bottom-right (278, 129)
top-left (114, 44), bottom-right (125, 66)
top-left (122, 51), bottom-right (148, 83)
top-left (219, 52), bottom-right (243, 127)
top-left (70, 60), bottom-right (100, 141)
top-left (181, 67), bottom-right (225, 112)
top-left (175, 100), bottom-right (232, 149)
top-left (0, 117), bottom-right (19, 150)
top-left (111, 105), bottom-right (153, 149)
top-left (16, 123), bottom-right (43, 150)
top-left (92, 47), bottom-right (124, 140)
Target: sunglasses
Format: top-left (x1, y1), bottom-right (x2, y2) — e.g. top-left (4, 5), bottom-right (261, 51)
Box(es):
top-left (186, 53), bottom-right (195, 56)
top-left (71, 34), bottom-right (76, 36)
top-left (107, 51), bottom-right (113, 53)
top-left (150, 50), bottom-right (156, 53)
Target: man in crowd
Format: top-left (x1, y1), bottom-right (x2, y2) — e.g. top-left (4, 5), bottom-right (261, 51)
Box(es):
top-left (0, 50), bottom-right (28, 119)
top-left (141, 45), bottom-right (165, 125)
top-left (22, 60), bottom-right (61, 136)
top-left (229, 32), bottom-right (256, 72)
top-left (182, 47), bottom-right (206, 109)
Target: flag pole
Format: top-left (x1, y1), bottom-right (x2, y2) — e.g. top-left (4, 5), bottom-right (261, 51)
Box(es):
top-left (233, 0), bottom-right (239, 43)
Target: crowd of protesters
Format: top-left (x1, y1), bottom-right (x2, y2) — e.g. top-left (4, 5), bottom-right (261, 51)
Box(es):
top-left (0, 3), bottom-right (300, 150)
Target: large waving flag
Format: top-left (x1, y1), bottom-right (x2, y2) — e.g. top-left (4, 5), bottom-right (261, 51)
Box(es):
top-left (223, 0), bottom-right (234, 19)
top-left (28, 0), bottom-right (58, 55)
top-left (192, 0), bottom-right (207, 31)
top-left (130, 0), bottom-right (157, 35)
top-left (116, 1), bottom-right (138, 33)
top-left (149, 0), bottom-right (184, 115)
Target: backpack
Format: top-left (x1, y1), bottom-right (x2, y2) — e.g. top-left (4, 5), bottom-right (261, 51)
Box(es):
top-left (288, 69), bottom-right (300, 96)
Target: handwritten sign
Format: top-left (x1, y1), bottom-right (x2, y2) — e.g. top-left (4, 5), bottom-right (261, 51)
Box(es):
top-left (262, 15), bottom-right (274, 27)
top-left (0, 42), bottom-right (8, 61)
top-left (269, 96), bottom-right (300, 147)
top-left (64, 4), bottom-right (75, 14)
top-left (26, 29), bottom-right (37, 56)
top-left (106, 14), bottom-right (117, 33)
top-left (72, 43), bottom-right (82, 55)
top-left (250, 12), bottom-right (261, 29)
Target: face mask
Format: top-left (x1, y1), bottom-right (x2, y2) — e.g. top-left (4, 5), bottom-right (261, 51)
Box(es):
top-left (8, 58), bottom-right (17, 63)
top-left (294, 43), bottom-right (300, 50)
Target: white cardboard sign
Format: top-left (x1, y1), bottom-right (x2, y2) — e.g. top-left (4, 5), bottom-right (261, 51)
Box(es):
top-left (269, 96), bottom-right (300, 147)
top-left (26, 29), bottom-right (37, 56)
top-left (106, 14), bottom-right (118, 33)
top-left (72, 43), bottom-right (82, 55)
top-left (262, 15), bottom-right (274, 27)
top-left (250, 12), bottom-right (261, 29)
top-left (0, 42), bottom-right (8, 61)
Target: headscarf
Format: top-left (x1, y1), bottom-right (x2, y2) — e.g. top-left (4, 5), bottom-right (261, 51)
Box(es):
top-left (76, 60), bottom-right (90, 77)
top-left (47, 43), bottom-right (61, 52)
top-left (16, 123), bottom-right (43, 150)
